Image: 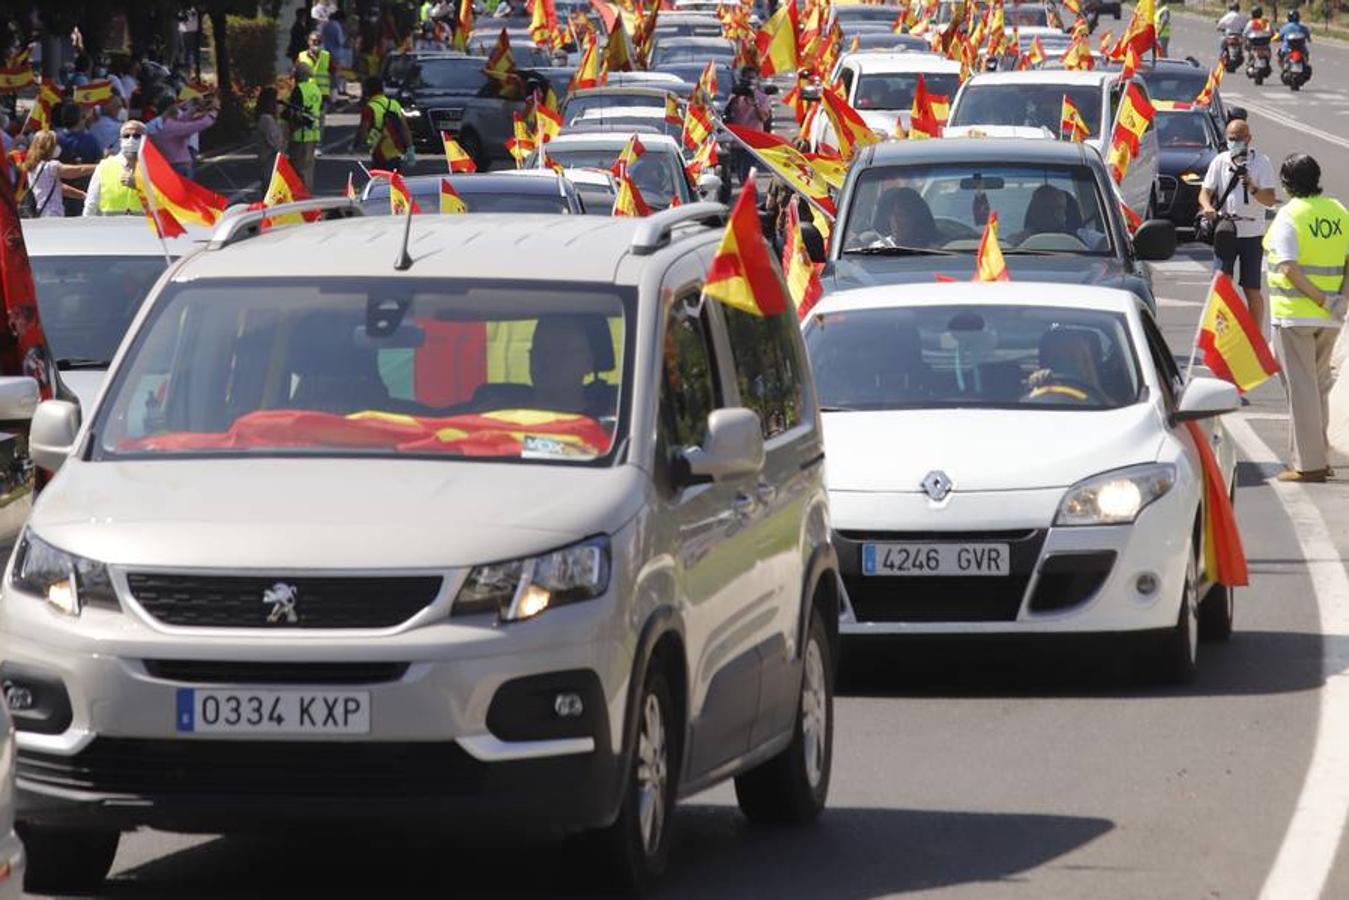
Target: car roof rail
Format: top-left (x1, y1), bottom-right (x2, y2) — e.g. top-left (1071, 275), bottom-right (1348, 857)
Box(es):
top-left (206, 198), bottom-right (365, 251)
top-left (629, 202), bottom-right (728, 255)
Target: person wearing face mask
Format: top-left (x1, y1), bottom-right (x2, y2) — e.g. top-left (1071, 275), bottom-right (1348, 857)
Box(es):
top-left (82, 121), bottom-right (147, 216)
top-left (1199, 117), bottom-right (1278, 328)
top-left (20, 130), bottom-right (97, 218)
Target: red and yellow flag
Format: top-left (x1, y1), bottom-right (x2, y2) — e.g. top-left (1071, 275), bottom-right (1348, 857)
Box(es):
top-left (1198, 272), bottom-right (1280, 393)
top-left (682, 95), bottom-right (715, 149)
top-left (259, 153), bottom-right (320, 226)
top-left (1118, 45), bottom-right (1142, 82)
top-left (1183, 419), bottom-right (1247, 586)
top-left (135, 136), bottom-right (228, 236)
top-left (755, 0), bottom-right (799, 76)
top-left (909, 74), bottom-right (943, 140)
top-left (974, 211), bottom-right (1009, 281)
top-left (344, 171), bottom-right (357, 200)
top-left (455, 0), bottom-right (474, 50)
top-left (611, 133), bottom-right (646, 177)
top-left (442, 132), bottom-right (477, 172)
top-left (821, 85), bottom-right (882, 159)
top-left (612, 171), bottom-right (651, 217)
top-left (506, 111), bottom-right (536, 167)
top-left (783, 202), bottom-right (824, 319)
top-left (1194, 62), bottom-right (1223, 107)
top-left (484, 29), bottom-right (517, 83)
top-left (73, 79), bottom-right (114, 107)
top-left (529, 0), bottom-right (561, 49)
top-left (696, 62), bottom-right (719, 106)
top-left (374, 169), bottom-right (421, 215)
top-left (24, 79), bottom-right (62, 132)
top-left (685, 136), bottom-right (719, 182)
top-left (663, 93), bottom-right (682, 128)
top-left (703, 180), bottom-right (789, 318)
top-left (570, 33), bottom-right (600, 91)
top-left (439, 177), bottom-right (468, 214)
top-left (1028, 35), bottom-right (1046, 66)
top-left (1120, 199), bottom-right (1142, 234)
top-left (600, 17), bottom-right (636, 76)
top-left (1117, 0), bottom-right (1158, 59)
top-left (534, 97), bottom-right (562, 144)
top-left (1112, 81), bottom-right (1156, 157)
top-left (0, 65), bottom-right (34, 92)
top-left (727, 124), bottom-right (837, 217)
top-left (1061, 94), bottom-right (1090, 142)
top-left (1062, 35), bottom-right (1094, 70)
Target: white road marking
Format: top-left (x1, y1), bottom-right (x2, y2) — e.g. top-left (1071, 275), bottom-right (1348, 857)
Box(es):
top-left (1224, 415), bottom-right (1349, 900)
top-left (1235, 96), bottom-right (1349, 152)
top-left (1157, 297), bottom-right (1204, 307)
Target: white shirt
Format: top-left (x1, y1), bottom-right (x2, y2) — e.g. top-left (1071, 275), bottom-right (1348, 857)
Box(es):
top-left (30, 160), bottom-right (64, 218)
top-left (1202, 150), bottom-right (1277, 239)
top-left (1217, 11), bottom-right (1246, 32)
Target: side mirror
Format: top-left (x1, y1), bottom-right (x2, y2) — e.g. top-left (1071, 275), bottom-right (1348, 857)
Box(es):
top-left (1173, 376), bottom-right (1240, 423)
top-left (697, 172), bottom-right (723, 200)
top-left (1132, 218), bottom-right (1177, 261)
top-left (0, 377), bottom-right (39, 422)
top-left (683, 408), bottom-right (764, 482)
top-left (30, 400), bottom-right (81, 474)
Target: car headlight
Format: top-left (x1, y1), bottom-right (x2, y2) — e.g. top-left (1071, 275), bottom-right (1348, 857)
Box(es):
top-left (9, 531), bottom-right (118, 616)
top-left (452, 536), bottom-right (611, 622)
top-left (1054, 463), bottom-right (1176, 526)
top-left (1179, 172), bottom-right (1204, 185)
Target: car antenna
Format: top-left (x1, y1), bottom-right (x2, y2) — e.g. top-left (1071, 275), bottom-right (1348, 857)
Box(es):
top-left (394, 191), bottom-right (415, 271)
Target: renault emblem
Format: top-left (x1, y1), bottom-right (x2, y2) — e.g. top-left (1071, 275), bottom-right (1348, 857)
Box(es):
top-left (262, 582), bottom-right (300, 624)
top-left (921, 471), bottom-right (953, 502)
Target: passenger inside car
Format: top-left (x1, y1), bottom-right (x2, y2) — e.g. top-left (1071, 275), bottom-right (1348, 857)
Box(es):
top-left (1025, 327), bottom-right (1106, 404)
top-left (874, 186), bottom-right (940, 248)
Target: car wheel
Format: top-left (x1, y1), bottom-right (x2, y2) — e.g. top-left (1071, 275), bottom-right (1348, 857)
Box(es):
top-left (734, 604), bottom-right (834, 824)
top-left (1199, 486), bottom-right (1236, 641)
top-left (1254, 75), bottom-right (1264, 85)
top-left (1153, 541), bottom-right (1200, 684)
top-left (458, 129), bottom-right (488, 172)
top-left (20, 824), bottom-right (120, 894)
top-left (591, 667), bottom-right (677, 894)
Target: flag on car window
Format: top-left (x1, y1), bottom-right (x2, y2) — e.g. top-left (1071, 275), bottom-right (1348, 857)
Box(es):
top-left (974, 212), bottom-right (1009, 282)
top-left (821, 85), bottom-right (882, 158)
top-left (1106, 81), bottom-right (1155, 183)
top-left (664, 94), bottom-right (682, 128)
top-left (600, 17), bottom-right (636, 77)
top-left (1193, 62), bottom-right (1223, 108)
top-left (569, 33), bottom-right (600, 92)
top-left (611, 171), bottom-right (650, 217)
top-left (610, 133), bottom-right (646, 178)
top-left (783, 203), bottom-right (823, 320)
top-left (703, 181), bottom-right (788, 318)
top-left (442, 133), bottom-right (477, 173)
top-left (256, 153), bottom-right (320, 226)
top-left (371, 169), bottom-right (420, 215)
top-left (1197, 273), bottom-right (1280, 393)
top-left (908, 75), bottom-right (943, 140)
top-left (439, 178), bottom-right (468, 215)
top-left (506, 112), bottom-right (536, 168)
top-left (684, 136), bottom-right (718, 182)
top-left (682, 95), bottom-right (715, 149)
top-left (1060, 95), bottom-right (1090, 143)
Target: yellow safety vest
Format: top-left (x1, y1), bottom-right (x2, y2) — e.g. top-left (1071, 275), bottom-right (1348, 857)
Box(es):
top-left (291, 80), bottom-right (323, 144)
top-left (95, 157), bottom-right (143, 215)
top-left (420, 1), bottom-right (434, 21)
top-left (366, 96), bottom-right (406, 160)
top-left (1156, 4), bottom-right (1172, 39)
top-left (297, 48), bottom-right (331, 96)
top-left (1265, 195), bottom-right (1349, 326)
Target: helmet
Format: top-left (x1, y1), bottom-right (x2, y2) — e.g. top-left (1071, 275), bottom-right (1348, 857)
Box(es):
top-left (1288, 9), bottom-right (1300, 21)
top-left (1280, 153), bottom-right (1321, 198)
top-left (1251, 6), bottom-right (1263, 18)
top-left (1228, 2), bottom-right (1239, 11)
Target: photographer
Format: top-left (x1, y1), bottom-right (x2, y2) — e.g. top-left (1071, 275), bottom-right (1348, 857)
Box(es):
top-left (1199, 117), bottom-right (1278, 328)
top-left (725, 65), bottom-right (771, 185)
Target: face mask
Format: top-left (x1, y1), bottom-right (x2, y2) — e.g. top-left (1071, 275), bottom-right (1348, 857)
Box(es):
top-left (120, 136), bottom-right (140, 157)
top-left (1228, 139), bottom-right (1248, 156)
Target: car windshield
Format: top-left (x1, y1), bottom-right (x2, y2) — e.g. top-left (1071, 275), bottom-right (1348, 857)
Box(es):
top-left (32, 255), bottom-right (168, 368)
top-left (96, 279), bottom-right (631, 463)
top-left (853, 72), bottom-right (960, 110)
top-left (413, 58), bottom-right (489, 92)
top-left (654, 64), bottom-right (730, 103)
top-left (1157, 112), bottom-right (1216, 149)
top-left (360, 184), bottom-right (570, 214)
top-left (575, 182), bottom-right (618, 214)
top-left (949, 84), bottom-right (1102, 137)
top-left (532, 148), bottom-right (685, 209)
top-left (652, 44), bottom-right (735, 66)
top-left (1140, 69), bottom-right (1207, 104)
top-left (841, 163), bottom-right (1114, 256)
top-left (805, 305), bottom-right (1141, 411)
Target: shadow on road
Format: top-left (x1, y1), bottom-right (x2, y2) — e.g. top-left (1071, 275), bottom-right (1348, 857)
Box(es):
top-left (838, 628), bottom-right (1332, 699)
top-left (98, 805), bottom-right (1112, 899)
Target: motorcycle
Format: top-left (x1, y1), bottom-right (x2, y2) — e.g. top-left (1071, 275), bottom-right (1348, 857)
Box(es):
top-left (1281, 35), bottom-right (1312, 91)
top-left (1246, 35), bottom-right (1272, 84)
top-left (1221, 31), bottom-right (1244, 71)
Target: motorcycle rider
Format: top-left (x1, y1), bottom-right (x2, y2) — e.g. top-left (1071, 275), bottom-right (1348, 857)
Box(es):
top-left (1279, 9), bottom-right (1311, 64)
top-left (1244, 5), bottom-right (1273, 76)
top-left (1217, 1), bottom-right (1246, 55)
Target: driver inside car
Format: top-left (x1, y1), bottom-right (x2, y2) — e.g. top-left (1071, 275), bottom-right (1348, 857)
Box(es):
top-left (1014, 185), bottom-right (1109, 251)
top-left (529, 314), bottom-right (599, 414)
top-left (1024, 326), bottom-right (1105, 404)
top-left (869, 186), bottom-right (940, 249)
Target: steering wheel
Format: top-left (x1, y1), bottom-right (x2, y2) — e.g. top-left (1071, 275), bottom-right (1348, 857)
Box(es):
top-left (1029, 374), bottom-right (1109, 405)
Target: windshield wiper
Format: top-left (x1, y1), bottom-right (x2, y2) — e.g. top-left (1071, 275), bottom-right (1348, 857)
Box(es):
top-left (843, 245), bottom-right (958, 257)
top-left (56, 357), bottom-right (110, 371)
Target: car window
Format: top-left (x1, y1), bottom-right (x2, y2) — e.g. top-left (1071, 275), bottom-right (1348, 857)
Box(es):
top-left (575, 182), bottom-right (617, 215)
top-left (805, 304), bottom-right (1142, 411)
top-left (658, 293), bottom-right (721, 479)
top-left (1137, 309), bottom-right (1182, 408)
top-left (535, 148), bottom-right (685, 208)
top-left (853, 73), bottom-right (960, 111)
top-left (950, 83), bottom-right (1102, 137)
top-left (1007, 6), bottom-right (1051, 27)
top-left (1141, 69), bottom-right (1207, 104)
top-left (413, 59), bottom-right (489, 92)
top-left (721, 306), bottom-right (804, 440)
top-left (97, 279), bottom-right (632, 464)
top-left (841, 162), bottom-right (1114, 256)
top-left (563, 94), bottom-right (671, 125)
top-left (360, 185), bottom-right (570, 215)
top-left (32, 255), bottom-right (168, 367)
top-left (652, 44), bottom-right (735, 66)
top-left (1157, 112), bottom-right (1216, 149)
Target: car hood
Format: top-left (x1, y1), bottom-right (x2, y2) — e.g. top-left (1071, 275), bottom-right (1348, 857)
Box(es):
top-left (823, 254), bottom-right (1131, 293)
top-left (1159, 147), bottom-right (1215, 177)
top-left (823, 404), bottom-right (1164, 493)
top-left (33, 459), bottom-right (647, 570)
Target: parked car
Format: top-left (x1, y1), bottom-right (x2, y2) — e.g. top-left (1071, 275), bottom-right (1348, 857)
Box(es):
top-left (1153, 106), bottom-right (1225, 234)
top-left (359, 170), bottom-right (585, 215)
top-left (6, 200), bottom-right (840, 894)
top-left (804, 281), bottom-right (1238, 681)
top-left (820, 138), bottom-right (1175, 310)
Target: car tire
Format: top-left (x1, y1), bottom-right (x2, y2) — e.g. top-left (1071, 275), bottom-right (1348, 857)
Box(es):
top-left (1153, 541), bottom-right (1200, 684)
top-left (733, 604), bottom-right (833, 824)
top-left (458, 129), bottom-right (488, 173)
top-left (20, 824), bottom-right (119, 894)
top-left (1254, 75), bottom-right (1264, 85)
top-left (1199, 485), bottom-right (1236, 641)
top-left (591, 667), bottom-right (677, 894)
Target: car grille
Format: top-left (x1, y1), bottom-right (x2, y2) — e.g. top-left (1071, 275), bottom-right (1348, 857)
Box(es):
top-left (142, 660), bottom-right (410, 685)
top-left (18, 738), bottom-right (486, 798)
top-left (1157, 175), bottom-right (1178, 213)
top-left (837, 530), bottom-right (1046, 623)
top-left (125, 573), bottom-right (442, 629)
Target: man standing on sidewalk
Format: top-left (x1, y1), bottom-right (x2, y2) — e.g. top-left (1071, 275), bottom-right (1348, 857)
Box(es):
top-left (1264, 153), bottom-right (1349, 483)
top-left (1200, 117), bottom-right (1278, 328)
top-left (284, 63), bottom-right (323, 190)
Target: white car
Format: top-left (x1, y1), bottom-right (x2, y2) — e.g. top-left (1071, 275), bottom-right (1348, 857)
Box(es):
top-left (948, 69), bottom-right (1162, 218)
top-left (528, 131), bottom-right (696, 210)
top-left (803, 282), bottom-right (1239, 681)
top-left (811, 52), bottom-right (962, 147)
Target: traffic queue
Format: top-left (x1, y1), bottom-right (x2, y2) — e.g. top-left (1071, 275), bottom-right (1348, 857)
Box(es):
top-left (0, 0), bottom-right (1345, 896)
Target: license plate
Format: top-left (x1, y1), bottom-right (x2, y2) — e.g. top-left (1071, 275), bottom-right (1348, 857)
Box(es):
top-left (862, 543), bottom-right (1010, 577)
top-left (175, 688), bottom-right (370, 735)
top-left (1291, 62), bottom-right (1304, 72)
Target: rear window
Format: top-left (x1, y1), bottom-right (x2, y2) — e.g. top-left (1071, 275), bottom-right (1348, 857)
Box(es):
top-left (1141, 69), bottom-right (1208, 104)
top-left (534, 148), bottom-right (686, 209)
top-left (413, 59), bottom-right (489, 92)
top-left (950, 83), bottom-right (1102, 138)
top-left (853, 73), bottom-right (960, 111)
top-left (360, 184), bottom-right (571, 215)
top-left (33, 255), bottom-right (168, 368)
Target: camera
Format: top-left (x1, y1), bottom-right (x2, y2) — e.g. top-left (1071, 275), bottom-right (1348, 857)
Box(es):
top-left (732, 80), bottom-right (754, 97)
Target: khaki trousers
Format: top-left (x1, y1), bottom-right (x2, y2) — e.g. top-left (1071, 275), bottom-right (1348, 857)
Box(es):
top-left (1275, 325), bottom-right (1341, 472)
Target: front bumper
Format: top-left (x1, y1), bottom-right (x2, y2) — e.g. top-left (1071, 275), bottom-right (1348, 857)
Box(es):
top-left (830, 485), bottom-right (1190, 636)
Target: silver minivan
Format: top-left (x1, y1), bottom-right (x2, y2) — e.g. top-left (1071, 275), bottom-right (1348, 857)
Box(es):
top-left (3, 202), bottom-right (840, 893)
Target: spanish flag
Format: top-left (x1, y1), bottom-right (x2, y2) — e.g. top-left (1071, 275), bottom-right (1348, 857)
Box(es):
top-left (1062, 34), bottom-right (1094, 70)
top-left (807, 146), bottom-right (847, 191)
top-left (1118, 44), bottom-right (1141, 82)
top-left (529, 0), bottom-right (560, 49)
top-left (1061, 94), bottom-right (1090, 142)
top-left (24, 79), bottom-right (62, 132)
top-left (664, 94), bottom-right (682, 128)
top-left (455, 0), bottom-right (474, 51)
top-left (685, 136), bottom-right (718, 182)
top-left (755, 0), bottom-right (799, 77)
top-left (600, 17), bottom-right (636, 76)
top-left (783, 202), bottom-right (823, 320)
top-left (377, 169), bottom-right (421, 215)
top-left (682, 96), bottom-right (714, 149)
top-left (612, 172), bottom-right (651, 217)
top-left (73, 78), bottom-right (114, 107)
top-left (908, 74), bottom-right (942, 140)
top-left (442, 132), bottom-right (477, 172)
top-left (0, 65), bottom-right (34, 91)
top-left (611, 133), bottom-right (646, 177)
top-left (484, 29), bottom-right (516, 84)
top-left (696, 62), bottom-right (719, 105)
top-left (135, 136), bottom-right (228, 236)
top-left (1116, 0), bottom-right (1158, 58)
top-left (1183, 419), bottom-right (1248, 586)
top-left (439, 177), bottom-right (468, 214)
top-left (1120, 199), bottom-right (1142, 234)
top-left (534, 97), bottom-right (562, 144)
top-left (974, 211), bottom-right (1009, 281)
top-left (703, 181), bottom-right (789, 318)
top-left (569, 33), bottom-right (600, 92)
top-left (506, 111), bottom-right (536, 167)
top-left (1112, 81), bottom-right (1156, 157)
top-left (1028, 35), bottom-right (1046, 66)
top-left (1193, 62), bottom-right (1222, 108)
top-left (260, 153), bottom-right (319, 225)
top-left (726, 125), bottom-right (836, 217)
top-left (1197, 272), bottom-right (1280, 393)
top-left (821, 85), bottom-right (882, 159)
top-left (1097, 29), bottom-right (1115, 55)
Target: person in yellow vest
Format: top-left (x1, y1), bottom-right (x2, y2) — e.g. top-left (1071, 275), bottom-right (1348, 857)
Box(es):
top-left (1264, 153), bottom-right (1349, 482)
top-left (297, 31), bottom-right (332, 107)
top-left (82, 120), bottom-right (147, 216)
top-left (284, 62), bottom-right (323, 190)
top-left (352, 76), bottom-right (414, 172)
top-left (1156, 2), bottom-right (1173, 56)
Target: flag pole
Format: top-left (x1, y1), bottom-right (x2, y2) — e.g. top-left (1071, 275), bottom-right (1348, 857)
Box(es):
top-left (716, 117), bottom-right (837, 222)
top-left (136, 150), bottom-right (174, 267)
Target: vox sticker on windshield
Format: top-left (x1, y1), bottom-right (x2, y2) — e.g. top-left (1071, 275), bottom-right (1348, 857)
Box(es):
top-left (520, 435), bottom-right (598, 461)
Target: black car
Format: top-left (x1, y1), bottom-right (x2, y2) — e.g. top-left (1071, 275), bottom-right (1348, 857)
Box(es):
top-left (817, 139), bottom-right (1175, 312)
top-left (1119, 58), bottom-right (1229, 133)
top-left (1154, 108), bottom-right (1224, 234)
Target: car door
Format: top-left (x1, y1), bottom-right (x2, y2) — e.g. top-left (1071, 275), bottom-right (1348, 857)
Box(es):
top-left (653, 283), bottom-right (764, 779)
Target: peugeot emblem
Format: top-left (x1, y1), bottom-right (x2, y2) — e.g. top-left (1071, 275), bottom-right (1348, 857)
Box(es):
top-left (262, 582), bottom-right (300, 624)
top-left (921, 470), bottom-right (953, 502)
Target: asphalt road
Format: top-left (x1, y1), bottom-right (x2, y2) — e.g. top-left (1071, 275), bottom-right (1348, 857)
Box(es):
top-left (26, 17), bottom-right (1349, 899)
